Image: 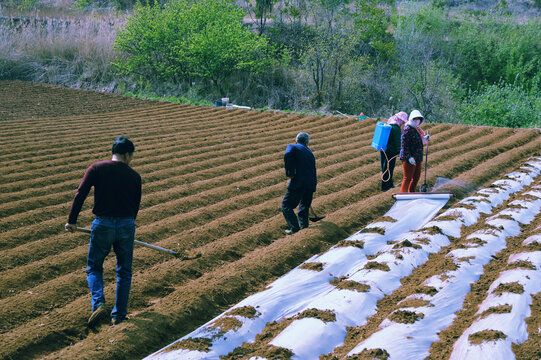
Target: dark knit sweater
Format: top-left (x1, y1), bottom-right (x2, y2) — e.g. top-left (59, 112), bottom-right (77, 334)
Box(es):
top-left (68, 160), bottom-right (141, 224)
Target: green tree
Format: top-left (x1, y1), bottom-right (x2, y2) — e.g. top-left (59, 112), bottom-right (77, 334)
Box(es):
top-left (245, 0), bottom-right (278, 35)
top-left (296, 0), bottom-right (394, 109)
top-left (392, 6), bottom-right (461, 120)
top-left (113, 0), bottom-right (274, 95)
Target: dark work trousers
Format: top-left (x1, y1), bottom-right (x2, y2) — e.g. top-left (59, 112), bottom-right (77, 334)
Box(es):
top-left (281, 188), bottom-right (314, 232)
top-left (380, 151), bottom-right (397, 191)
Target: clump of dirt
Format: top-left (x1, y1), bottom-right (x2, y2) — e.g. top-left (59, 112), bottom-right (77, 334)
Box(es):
top-left (360, 227), bottom-right (386, 235)
top-left (211, 316), bottom-right (243, 332)
top-left (330, 277), bottom-right (371, 292)
top-left (423, 226), bottom-right (444, 236)
top-left (389, 310), bottom-right (425, 324)
top-left (300, 262), bottom-right (324, 272)
top-left (491, 214), bottom-right (516, 222)
top-left (364, 261), bottom-right (391, 272)
top-left (393, 240), bottom-right (421, 249)
top-left (415, 286), bottom-right (438, 296)
top-left (163, 337), bottom-right (212, 352)
top-left (335, 240), bottom-right (365, 249)
top-left (297, 308), bottom-right (336, 323)
top-left (456, 203), bottom-right (477, 210)
top-left (347, 348), bottom-right (390, 359)
top-left (479, 304), bottom-right (513, 319)
top-left (222, 319), bottom-right (296, 359)
top-left (225, 344), bottom-right (294, 360)
top-left (457, 256), bottom-right (476, 262)
top-left (468, 330), bottom-right (507, 344)
top-left (507, 260), bottom-right (536, 270)
top-left (254, 320), bottom-right (293, 343)
top-left (506, 203), bottom-right (528, 209)
top-left (459, 238), bottom-right (487, 248)
top-left (441, 257), bottom-right (459, 272)
top-left (435, 214), bottom-right (461, 222)
top-left (524, 241), bottom-right (541, 251)
top-left (398, 298), bottom-right (431, 308)
top-left (493, 282), bottom-right (525, 295)
top-left (413, 237), bottom-right (432, 245)
top-left (225, 306), bottom-right (260, 318)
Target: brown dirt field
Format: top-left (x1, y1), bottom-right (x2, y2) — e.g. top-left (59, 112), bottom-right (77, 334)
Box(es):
top-left (0, 80), bottom-right (540, 360)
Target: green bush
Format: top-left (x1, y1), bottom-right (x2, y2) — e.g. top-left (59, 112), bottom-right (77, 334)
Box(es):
top-left (113, 0), bottom-right (277, 97)
top-left (459, 82), bottom-right (540, 128)
top-left (448, 16), bottom-right (541, 91)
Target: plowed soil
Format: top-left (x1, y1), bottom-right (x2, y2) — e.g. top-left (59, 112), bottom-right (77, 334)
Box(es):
top-left (0, 80), bottom-right (540, 360)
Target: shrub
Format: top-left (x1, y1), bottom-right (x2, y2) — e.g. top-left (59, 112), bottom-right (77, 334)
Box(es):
top-left (458, 82), bottom-right (540, 128)
top-left (448, 16), bottom-right (541, 91)
top-left (113, 0), bottom-right (277, 97)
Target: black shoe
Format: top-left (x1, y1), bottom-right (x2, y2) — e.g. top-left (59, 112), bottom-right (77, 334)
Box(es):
top-left (88, 304), bottom-right (107, 327)
top-left (285, 229), bottom-right (298, 235)
top-left (111, 317), bottom-right (124, 326)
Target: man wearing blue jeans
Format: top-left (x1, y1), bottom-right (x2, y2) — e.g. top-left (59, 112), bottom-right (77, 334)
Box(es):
top-left (281, 132), bottom-right (317, 235)
top-left (65, 136), bottom-right (142, 327)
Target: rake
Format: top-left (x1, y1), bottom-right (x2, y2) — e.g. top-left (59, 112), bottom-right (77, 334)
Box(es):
top-left (76, 227), bottom-right (200, 260)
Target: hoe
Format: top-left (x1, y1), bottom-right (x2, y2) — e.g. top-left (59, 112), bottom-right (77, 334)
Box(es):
top-left (76, 227), bottom-right (200, 260)
top-left (309, 206), bottom-right (325, 222)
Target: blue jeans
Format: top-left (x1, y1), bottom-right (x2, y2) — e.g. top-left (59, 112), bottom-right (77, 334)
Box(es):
top-left (87, 217), bottom-right (135, 320)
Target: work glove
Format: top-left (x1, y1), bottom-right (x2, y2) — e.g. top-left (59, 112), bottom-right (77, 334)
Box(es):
top-left (424, 130), bottom-right (430, 141)
top-left (408, 157), bottom-right (416, 165)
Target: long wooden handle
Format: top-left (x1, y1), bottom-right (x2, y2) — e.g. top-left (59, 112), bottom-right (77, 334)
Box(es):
top-left (76, 227), bottom-right (180, 258)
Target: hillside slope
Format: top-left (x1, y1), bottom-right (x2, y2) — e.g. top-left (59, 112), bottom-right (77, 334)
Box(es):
top-left (0, 80), bottom-right (540, 359)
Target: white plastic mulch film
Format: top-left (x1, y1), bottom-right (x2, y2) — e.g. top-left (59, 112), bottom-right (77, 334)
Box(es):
top-left (145, 156), bottom-right (541, 360)
top-left (145, 194), bottom-right (452, 360)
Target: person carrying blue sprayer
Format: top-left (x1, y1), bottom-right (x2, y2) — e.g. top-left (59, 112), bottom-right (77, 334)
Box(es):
top-left (380, 111), bottom-right (408, 191)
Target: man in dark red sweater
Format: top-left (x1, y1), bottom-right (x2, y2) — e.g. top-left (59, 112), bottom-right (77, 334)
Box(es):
top-left (65, 135), bottom-right (141, 327)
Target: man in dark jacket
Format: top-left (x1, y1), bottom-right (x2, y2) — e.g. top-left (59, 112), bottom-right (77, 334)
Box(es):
top-left (281, 132), bottom-right (317, 235)
top-left (65, 135), bottom-right (142, 327)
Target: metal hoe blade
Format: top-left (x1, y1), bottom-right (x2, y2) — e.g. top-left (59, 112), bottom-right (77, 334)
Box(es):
top-left (309, 206), bottom-right (325, 222)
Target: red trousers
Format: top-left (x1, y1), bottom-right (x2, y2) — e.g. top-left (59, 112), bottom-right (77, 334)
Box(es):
top-left (400, 161), bottom-right (422, 193)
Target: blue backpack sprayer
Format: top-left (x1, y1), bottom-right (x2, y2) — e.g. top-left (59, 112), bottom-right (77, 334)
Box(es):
top-left (371, 122), bottom-right (401, 186)
top-left (371, 121), bottom-right (434, 193)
